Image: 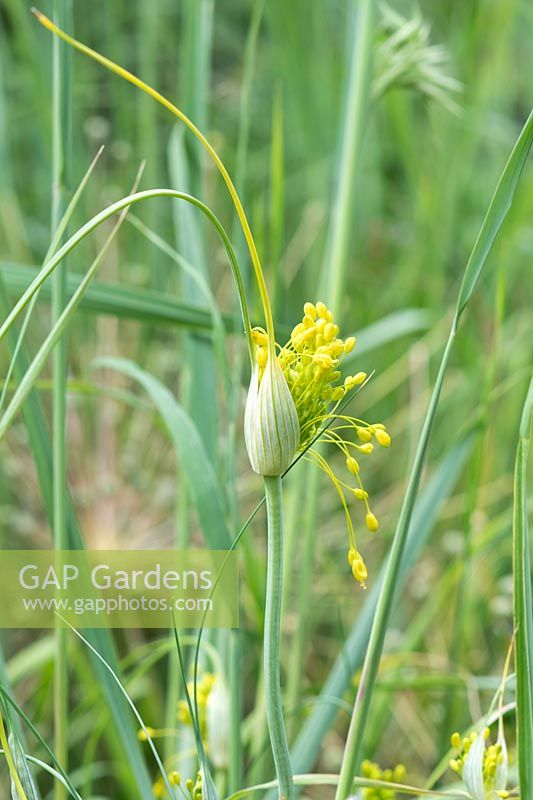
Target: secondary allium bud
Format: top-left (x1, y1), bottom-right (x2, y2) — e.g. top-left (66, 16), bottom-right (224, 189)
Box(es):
top-left (244, 354), bottom-right (300, 476)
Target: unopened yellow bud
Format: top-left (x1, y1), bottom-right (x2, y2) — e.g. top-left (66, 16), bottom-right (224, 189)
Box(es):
top-left (304, 301), bottom-right (316, 319)
top-left (313, 353), bottom-right (334, 369)
top-left (186, 778), bottom-right (194, 791)
top-left (358, 442), bottom-right (374, 455)
top-left (331, 386), bottom-right (345, 401)
top-left (451, 732), bottom-right (461, 749)
top-left (449, 759), bottom-right (460, 773)
top-left (323, 322), bottom-right (336, 342)
top-left (375, 428), bottom-right (391, 447)
top-left (169, 771), bottom-right (181, 786)
top-left (356, 426), bottom-right (372, 443)
top-left (252, 328), bottom-right (268, 345)
top-left (346, 456), bottom-right (360, 475)
top-left (345, 372), bottom-right (367, 390)
top-left (352, 554), bottom-right (368, 585)
top-left (138, 726), bottom-right (155, 741)
top-left (366, 512), bottom-right (379, 532)
top-left (348, 547), bottom-right (356, 566)
top-left (344, 336), bottom-right (356, 353)
top-left (353, 488), bottom-right (368, 501)
top-left (316, 301), bottom-right (327, 318)
top-left (255, 346), bottom-right (268, 367)
top-left (394, 764), bottom-right (406, 781)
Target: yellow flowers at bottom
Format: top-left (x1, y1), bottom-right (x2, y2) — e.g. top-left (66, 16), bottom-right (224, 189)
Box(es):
top-left (361, 760), bottom-right (406, 799)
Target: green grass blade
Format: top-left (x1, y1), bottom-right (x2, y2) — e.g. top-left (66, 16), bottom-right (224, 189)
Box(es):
top-left (334, 111), bottom-right (533, 798)
top-left (344, 308), bottom-right (433, 360)
top-left (0, 687), bottom-right (81, 800)
top-left (513, 376), bottom-right (533, 797)
top-left (455, 110), bottom-right (533, 319)
top-left (50, 5), bottom-right (72, 794)
top-left (53, 617), bottom-right (177, 800)
top-left (0, 262), bottom-right (248, 333)
top-left (0, 145), bottom-right (104, 414)
top-left (319, 0), bottom-right (377, 314)
top-left (0, 275), bottom-right (153, 798)
top-left (92, 356), bottom-right (232, 549)
top-left (0, 170), bottom-right (140, 439)
top-left (0, 189), bottom-right (253, 355)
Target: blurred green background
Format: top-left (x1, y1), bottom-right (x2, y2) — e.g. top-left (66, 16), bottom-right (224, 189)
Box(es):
top-left (0, 0), bottom-right (532, 797)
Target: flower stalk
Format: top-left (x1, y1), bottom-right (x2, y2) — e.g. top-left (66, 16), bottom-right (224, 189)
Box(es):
top-left (264, 475), bottom-right (294, 800)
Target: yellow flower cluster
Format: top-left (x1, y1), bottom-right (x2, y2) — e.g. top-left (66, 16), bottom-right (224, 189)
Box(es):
top-left (361, 760), bottom-right (406, 799)
top-left (177, 673), bottom-right (216, 736)
top-left (449, 729), bottom-right (508, 797)
top-left (152, 770), bottom-right (202, 799)
top-left (253, 300), bottom-right (391, 587)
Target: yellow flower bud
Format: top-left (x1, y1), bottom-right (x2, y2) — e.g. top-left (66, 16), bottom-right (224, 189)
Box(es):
top-left (365, 512), bottom-right (379, 532)
top-left (358, 442), bottom-right (374, 455)
top-left (169, 771), bottom-right (181, 786)
top-left (348, 547), bottom-right (356, 566)
top-left (353, 488), bottom-right (368, 501)
top-left (252, 328), bottom-right (268, 346)
top-left (323, 322), bottom-right (336, 342)
top-left (356, 426), bottom-right (372, 443)
top-left (344, 336), bottom-right (356, 353)
top-left (138, 726), bottom-right (155, 741)
top-left (346, 456), bottom-right (360, 475)
top-left (244, 355), bottom-right (300, 476)
top-left (352, 554), bottom-right (368, 585)
top-left (375, 428), bottom-right (391, 447)
top-left (255, 346), bottom-right (268, 367)
top-left (451, 732), bottom-right (461, 749)
top-left (331, 386), bottom-right (345, 402)
top-left (304, 301), bottom-right (316, 319)
top-left (312, 353), bottom-right (334, 369)
top-left (315, 301), bottom-right (327, 318)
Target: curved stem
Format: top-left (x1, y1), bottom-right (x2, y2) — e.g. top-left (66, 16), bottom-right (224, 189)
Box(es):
top-left (263, 475), bottom-right (294, 800)
top-left (32, 8), bottom-right (276, 348)
top-left (0, 188), bottom-right (254, 359)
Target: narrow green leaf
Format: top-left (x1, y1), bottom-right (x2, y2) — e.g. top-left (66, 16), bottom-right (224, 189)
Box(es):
top-left (0, 175), bottom-right (136, 440)
top-left (93, 356), bottom-right (232, 549)
top-left (0, 262), bottom-right (245, 333)
top-left (334, 110), bottom-right (533, 798)
top-left (0, 275), bottom-right (153, 798)
top-left (455, 110), bottom-right (533, 318)
top-left (0, 687), bottom-right (82, 800)
top-left (0, 189), bottom-right (252, 353)
top-left (513, 376), bottom-right (533, 797)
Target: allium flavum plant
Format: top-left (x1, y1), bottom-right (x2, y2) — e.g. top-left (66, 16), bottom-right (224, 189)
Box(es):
top-left (30, 10), bottom-right (391, 800)
top-left (247, 302), bottom-right (391, 587)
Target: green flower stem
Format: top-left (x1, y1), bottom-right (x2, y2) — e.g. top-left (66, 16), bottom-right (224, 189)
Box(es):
top-left (264, 475), bottom-right (294, 800)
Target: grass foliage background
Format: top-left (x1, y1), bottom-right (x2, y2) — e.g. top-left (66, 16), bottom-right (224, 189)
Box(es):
top-left (0, 0), bottom-right (532, 797)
